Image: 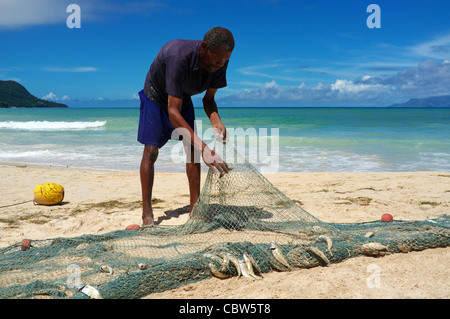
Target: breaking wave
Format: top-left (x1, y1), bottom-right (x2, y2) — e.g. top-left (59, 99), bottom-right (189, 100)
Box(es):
top-left (0, 120), bottom-right (107, 131)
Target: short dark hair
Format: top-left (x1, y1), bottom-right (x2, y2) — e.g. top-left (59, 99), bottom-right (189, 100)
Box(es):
top-left (203, 27), bottom-right (234, 52)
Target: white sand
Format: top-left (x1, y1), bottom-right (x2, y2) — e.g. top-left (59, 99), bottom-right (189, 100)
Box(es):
top-left (0, 164), bottom-right (449, 298)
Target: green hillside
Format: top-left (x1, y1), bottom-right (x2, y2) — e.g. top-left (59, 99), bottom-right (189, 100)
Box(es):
top-left (0, 80), bottom-right (68, 108)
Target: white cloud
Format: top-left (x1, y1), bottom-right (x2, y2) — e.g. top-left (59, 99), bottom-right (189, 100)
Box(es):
top-left (0, 0), bottom-right (71, 29)
top-left (331, 79), bottom-right (385, 95)
top-left (222, 59), bottom-right (450, 106)
top-left (237, 64), bottom-right (309, 83)
top-left (0, 0), bottom-right (163, 29)
top-left (43, 66), bottom-right (98, 72)
top-left (42, 92), bottom-right (57, 101)
top-left (411, 33), bottom-right (450, 59)
top-left (42, 92), bottom-right (70, 101)
top-left (382, 59), bottom-right (450, 96)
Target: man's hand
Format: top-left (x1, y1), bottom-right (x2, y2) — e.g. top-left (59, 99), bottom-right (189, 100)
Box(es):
top-left (203, 88), bottom-right (228, 144)
top-left (202, 145), bottom-right (229, 175)
top-left (213, 122), bottom-right (228, 144)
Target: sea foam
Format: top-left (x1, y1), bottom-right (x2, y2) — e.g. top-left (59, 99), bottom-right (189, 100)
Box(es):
top-left (0, 120), bottom-right (107, 131)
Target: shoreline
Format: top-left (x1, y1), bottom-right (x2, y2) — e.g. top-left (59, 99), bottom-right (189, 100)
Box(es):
top-left (1, 163), bottom-right (449, 247)
top-left (1, 163), bottom-right (449, 299)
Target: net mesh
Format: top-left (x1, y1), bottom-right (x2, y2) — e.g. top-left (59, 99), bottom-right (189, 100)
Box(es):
top-left (1, 145), bottom-right (449, 299)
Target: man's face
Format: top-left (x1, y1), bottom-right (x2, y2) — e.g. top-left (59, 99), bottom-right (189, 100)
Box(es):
top-left (201, 43), bottom-right (232, 73)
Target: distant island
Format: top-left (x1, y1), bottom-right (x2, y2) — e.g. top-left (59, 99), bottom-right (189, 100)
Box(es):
top-left (0, 80), bottom-right (68, 108)
top-left (387, 95), bottom-right (450, 108)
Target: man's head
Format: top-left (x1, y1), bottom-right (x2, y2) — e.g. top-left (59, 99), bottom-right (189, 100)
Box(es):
top-left (200, 27), bottom-right (234, 73)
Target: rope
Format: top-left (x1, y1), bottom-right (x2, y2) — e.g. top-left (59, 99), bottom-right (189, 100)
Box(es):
top-left (0, 199), bottom-right (33, 209)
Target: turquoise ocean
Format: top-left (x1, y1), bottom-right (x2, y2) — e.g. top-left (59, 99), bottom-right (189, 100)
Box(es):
top-left (0, 107), bottom-right (449, 173)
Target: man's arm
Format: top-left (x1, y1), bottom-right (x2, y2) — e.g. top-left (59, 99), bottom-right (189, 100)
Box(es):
top-left (203, 88), bottom-right (227, 143)
top-left (167, 95), bottom-right (203, 153)
top-left (167, 94), bottom-right (229, 174)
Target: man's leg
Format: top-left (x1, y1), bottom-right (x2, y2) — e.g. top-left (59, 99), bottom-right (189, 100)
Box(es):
top-left (140, 145), bottom-right (159, 225)
top-left (183, 140), bottom-right (201, 214)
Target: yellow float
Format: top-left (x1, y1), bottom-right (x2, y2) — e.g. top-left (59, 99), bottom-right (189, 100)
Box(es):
top-left (33, 183), bottom-right (65, 206)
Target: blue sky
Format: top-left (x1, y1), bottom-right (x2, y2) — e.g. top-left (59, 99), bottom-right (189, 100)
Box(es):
top-left (1, 0), bottom-right (450, 107)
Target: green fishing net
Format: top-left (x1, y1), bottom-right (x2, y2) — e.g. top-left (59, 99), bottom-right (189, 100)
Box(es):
top-left (1, 144), bottom-right (449, 299)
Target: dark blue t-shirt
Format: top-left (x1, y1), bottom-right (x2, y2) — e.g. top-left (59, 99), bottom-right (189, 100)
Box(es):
top-left (143, 39), bottom-right (228, 110)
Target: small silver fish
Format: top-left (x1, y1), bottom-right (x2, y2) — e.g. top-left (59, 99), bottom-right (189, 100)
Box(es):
top-left (138, 263), bottom-right (148, 270)
top-left (225, 253), bottom-right (242, 278)
top-left (361, 242), bottom-right (390, 256)
top-left (238, 259), bottom-right (254, 279)
top-left (209, 262), bottom-right (232, 279)
top-left (397, 243), bottom-right (412, 253)
top-left (364, 232), bottom-right (375, 238)
top-left (362, 242), bottom-right (389, 251)
top-left (316, 235), bottom-right (333, 256)
top-left (203, 252), bottom-right (223, 264)
top-left (246, 253), bottom-right (262, 277)
top-left (100, 265), bottom-right (113, 275)
top-left (303, 225), bottom-right (327, 236)
top-left (270, 242), bottom-right (291, 269)
top-left (243, 253), bottom-right (262, 279)
top-left (308, 246), bottom-right (330, 266)
top-left (78, 284), bottom-right (103, 299)
top-left (221, 254), bottom-right (231, 271)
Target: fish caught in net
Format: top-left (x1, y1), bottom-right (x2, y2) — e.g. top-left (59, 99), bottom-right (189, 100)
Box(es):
top-left (0, 144), bottom-right (449, 299)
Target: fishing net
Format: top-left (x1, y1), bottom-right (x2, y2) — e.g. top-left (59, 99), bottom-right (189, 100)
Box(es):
top-left (0, 143), bottom-right (449, 299)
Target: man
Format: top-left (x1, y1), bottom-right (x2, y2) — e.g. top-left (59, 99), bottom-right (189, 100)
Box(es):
top-left (137, 27), bottom-right (234, 226)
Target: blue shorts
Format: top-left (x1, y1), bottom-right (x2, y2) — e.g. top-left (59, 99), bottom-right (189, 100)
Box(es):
top-left (137, 90), bottom-right (195, 148)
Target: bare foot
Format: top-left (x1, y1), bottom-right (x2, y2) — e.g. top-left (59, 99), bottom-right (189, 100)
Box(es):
top-left (142, 208), bottom-right (154, 226)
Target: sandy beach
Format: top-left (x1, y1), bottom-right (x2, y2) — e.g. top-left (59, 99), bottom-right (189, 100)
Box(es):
top-left (0, 163), bottom-right (449, 299)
